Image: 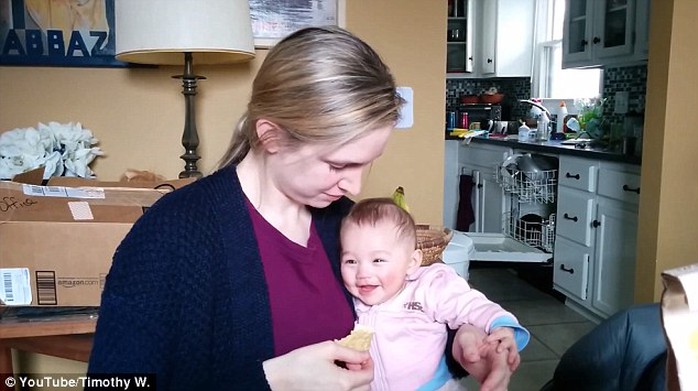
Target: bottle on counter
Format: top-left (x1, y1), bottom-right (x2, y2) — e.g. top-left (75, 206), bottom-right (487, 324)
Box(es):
top-left (518, 121), bottom-right (531, 142)
top-left (446, 110), bottom-right (457, 130)
top-left (555, 101), bottom-right (568, 134)
top-left (536, 115), bottom-right (550, 141)
top-left (460, 111), bottom-right (469, 129)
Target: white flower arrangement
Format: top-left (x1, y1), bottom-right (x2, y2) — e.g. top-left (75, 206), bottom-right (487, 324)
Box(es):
top-left (0, 121), bottom-right (105, 180)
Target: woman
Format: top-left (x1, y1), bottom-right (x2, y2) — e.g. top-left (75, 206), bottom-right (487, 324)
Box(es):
top-left (88, 26), bottom-right (512, 391)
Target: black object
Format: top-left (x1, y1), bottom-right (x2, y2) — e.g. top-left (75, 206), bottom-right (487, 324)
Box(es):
top-left (458, 103), bottom-right (502, 128)
top-left (517, 213), bottom-right (543, 241)
top-left (541, 303), bottom-right (667, 391)
top-left (173, 52), bottom-right (204, 179)
top-left (456, 174), bottom-right (475, 231)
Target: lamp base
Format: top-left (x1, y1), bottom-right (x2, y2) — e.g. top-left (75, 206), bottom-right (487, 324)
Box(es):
top-left (174, 52), bottom-right (205, 179)
top-left (178, 160), bottom-right (202, 179)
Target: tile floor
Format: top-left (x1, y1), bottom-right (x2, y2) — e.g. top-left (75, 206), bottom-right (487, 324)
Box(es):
top-left (460, 265), bottom-right (597, 391)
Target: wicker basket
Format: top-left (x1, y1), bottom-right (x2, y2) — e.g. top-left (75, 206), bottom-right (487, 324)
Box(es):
top-left (416, 224), bottom-right (453, 266)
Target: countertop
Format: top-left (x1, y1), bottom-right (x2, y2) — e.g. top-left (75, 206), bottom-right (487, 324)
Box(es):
top-left (446, 135), bottom-right (642, 165)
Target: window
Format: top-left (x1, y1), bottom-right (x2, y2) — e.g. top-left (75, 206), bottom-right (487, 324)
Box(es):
top-left (532, 0), bottom-right (602, 99)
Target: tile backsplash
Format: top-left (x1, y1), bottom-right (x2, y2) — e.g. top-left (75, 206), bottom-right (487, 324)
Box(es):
top-left (446, 63), bottom-right (647, 130)
top-left (602, 64), bottom-right (647, 126)
top-left (446, 77), bottom-right (531, 121)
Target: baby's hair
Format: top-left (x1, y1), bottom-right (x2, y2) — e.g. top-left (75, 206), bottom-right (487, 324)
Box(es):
top-left (342, 198), bottom-right (417, 248)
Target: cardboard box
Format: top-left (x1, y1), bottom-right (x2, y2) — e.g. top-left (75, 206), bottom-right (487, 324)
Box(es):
top-left (0, 175), bottom-right (193, 307)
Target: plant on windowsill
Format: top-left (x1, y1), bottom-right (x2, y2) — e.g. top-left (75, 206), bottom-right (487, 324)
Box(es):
top-left (574, 97), bottom-right (607, 141)
top-left (0, 121), bottom-right (105, 180)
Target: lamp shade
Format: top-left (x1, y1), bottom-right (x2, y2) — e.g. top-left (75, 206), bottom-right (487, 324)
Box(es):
top-left (115, 0), bottom-right (256, 65)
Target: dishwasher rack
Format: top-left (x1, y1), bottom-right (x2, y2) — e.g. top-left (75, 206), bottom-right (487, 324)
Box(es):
top-left (496, 166), bottom-right (557, 204)
top-left (495, 156), bottom-right (558, 253)
top-left (502, 212), bottom-right (556, 252)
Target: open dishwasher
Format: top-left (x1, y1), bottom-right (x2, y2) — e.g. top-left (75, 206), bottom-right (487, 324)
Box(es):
top-left (459, 152), bottom-right (558, 264)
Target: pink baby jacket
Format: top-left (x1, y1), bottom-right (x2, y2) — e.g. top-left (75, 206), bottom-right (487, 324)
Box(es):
top-left (354, 263), bottom-right (520, 391)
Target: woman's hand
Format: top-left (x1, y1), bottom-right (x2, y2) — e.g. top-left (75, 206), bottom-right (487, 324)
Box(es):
top-left (486, 327), bottom-right (520, 371)
top-left (263, 340), bottom-right (373, 391)
top-left (453, 324), bottom-right (513, 391)
top-left (475, 343), bottom-right (513, 391)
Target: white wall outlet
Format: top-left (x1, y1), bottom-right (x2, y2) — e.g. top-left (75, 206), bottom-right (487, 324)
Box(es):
top-left (395, 86), bottom-right (413, 129)
top-left (614, 91), bottom-right (629, 114)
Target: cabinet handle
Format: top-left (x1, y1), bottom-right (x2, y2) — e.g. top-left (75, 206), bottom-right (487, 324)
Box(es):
top-left (581, 39), bottom-right (588, 47)
top-left (593, 36), bottom-right (601, 44)
top-left (592, 220), bottom-right (601, 228)
top-left (487, 58), bottom-right (493, 64)
top-left (468, 56), bottom-right (473, 61)
top-left (563, 213), bottom-right (578, 222)
top-left (477, 183), bottom-right (483, 189)
top-left (565, 172), bottom-right (580, 180)
top-left (560, 264), bottom-right (575, 274)
top-left (622, 185), bottom-right (640, 194)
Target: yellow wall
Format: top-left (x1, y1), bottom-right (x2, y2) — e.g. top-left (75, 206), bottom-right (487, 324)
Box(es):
top-left (635, 0), bottom-right (698, 301)
top-left (5, 0), bottom-right (697, 377)
top-left (0, 1), bottom-right (446, 225)
top-left (1, 0), bottom-right (446, 374)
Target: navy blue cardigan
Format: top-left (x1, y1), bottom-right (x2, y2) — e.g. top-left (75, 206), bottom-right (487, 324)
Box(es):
top-left (87, 165), bottom-right (354, 390)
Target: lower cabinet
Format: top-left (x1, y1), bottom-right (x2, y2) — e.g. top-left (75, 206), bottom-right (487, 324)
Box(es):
top-left (552, 236), bottom-right (590, 301)
top-left (444, 143), bottom-right (640, 320)
top-left (553, 156), bottom-right (640, 320)
top-left (592, 197), bottom-right (638, 317)
top-left (443, 141), bottom-right (511, 231)
top-left (457, 143), bottom-right (511, 233)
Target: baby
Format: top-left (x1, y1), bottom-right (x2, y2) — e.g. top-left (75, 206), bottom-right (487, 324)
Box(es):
top-left (339, 198), bottom-right (529, 390)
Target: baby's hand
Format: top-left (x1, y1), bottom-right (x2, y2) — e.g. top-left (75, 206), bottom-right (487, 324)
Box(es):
top-left (485, 327), bottom-right (520, 371)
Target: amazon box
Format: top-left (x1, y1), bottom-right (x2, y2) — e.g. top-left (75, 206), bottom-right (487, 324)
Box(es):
top-left (0, 176), bottom-right (192, 307)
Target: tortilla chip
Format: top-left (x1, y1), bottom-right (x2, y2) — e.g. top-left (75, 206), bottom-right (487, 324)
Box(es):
top-left (336, 324), bottom-right (374, 351)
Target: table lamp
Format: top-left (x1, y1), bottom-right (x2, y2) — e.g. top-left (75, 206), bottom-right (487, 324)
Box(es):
top-left (115, 0), bottom-right (256, 178)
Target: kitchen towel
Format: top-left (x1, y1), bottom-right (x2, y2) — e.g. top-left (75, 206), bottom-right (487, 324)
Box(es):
top-left (456, 174), bottom-right (475, 231)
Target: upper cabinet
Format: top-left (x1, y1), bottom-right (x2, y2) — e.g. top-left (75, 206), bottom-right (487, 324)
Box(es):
top-left (447, 0), bottom-right (475, 73)
top-left (634, 0), bottom-right (651, 59)
top-left (447, 0), bottom-right (535, 78)
top-left (562, 0), bottom-right (650, 68)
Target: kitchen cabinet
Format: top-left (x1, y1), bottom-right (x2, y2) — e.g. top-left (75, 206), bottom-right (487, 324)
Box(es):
top-left (444, 141), bottom-right (555, 265)
top-left (633, 0), bottom-right (651, 60)
top-left (592, 197), bottom-right (638, 316)
top-left (447, 0), bottom-right (475, 73)
top-left (562, 0), bottom-right (650, 69)
top-left (443, 141), bottom-right (511, 232)
top-left (458, 142), bottom-right (510, 233)
top-left (444, 140), bottom-right (461, 228)
top-left (553, 155), bottom-right (640, 320)
top-left (447, 0), bottom-right (535, 78)
top-left (478, 0), bottom-right (496, 75)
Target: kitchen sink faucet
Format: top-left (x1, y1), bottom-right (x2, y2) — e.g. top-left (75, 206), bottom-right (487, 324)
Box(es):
top-left (520, 99), bottom-right (554, 141)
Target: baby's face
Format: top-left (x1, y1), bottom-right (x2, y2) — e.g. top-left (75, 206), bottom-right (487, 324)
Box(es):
top-left (340, 220), bottom-right (420, 306)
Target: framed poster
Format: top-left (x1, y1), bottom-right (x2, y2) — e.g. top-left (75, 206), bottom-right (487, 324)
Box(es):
top-left (250, 0), bottom-right (345, 48)
top-left (0, 0), bottom-right (345, 66)
top-left (0, 0), bottom-right (127, 67)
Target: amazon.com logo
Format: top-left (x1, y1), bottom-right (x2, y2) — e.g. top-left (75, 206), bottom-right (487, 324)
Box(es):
top-left (57, 278), bottom-right (99, 288)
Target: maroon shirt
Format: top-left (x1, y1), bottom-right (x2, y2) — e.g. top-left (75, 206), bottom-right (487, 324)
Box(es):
top-left (246, 200), bottom-right (354, 356)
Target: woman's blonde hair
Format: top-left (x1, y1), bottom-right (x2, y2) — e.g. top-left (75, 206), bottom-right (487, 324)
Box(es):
top-left (341, 198), bottom-right (417, 249)
top-left (217, 26), bottom-right (404, 168)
